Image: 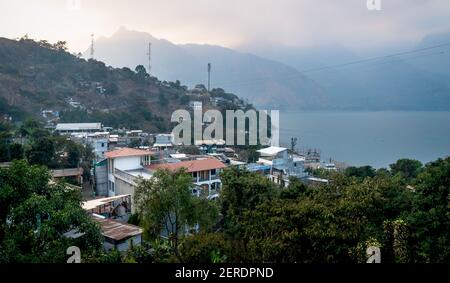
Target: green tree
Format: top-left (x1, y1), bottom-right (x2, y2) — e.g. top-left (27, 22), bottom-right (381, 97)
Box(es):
top-left (26, 136), bottom-right (55, 167)
top-left (406, 157), bottom-right (450, 262)
top-left (19, 118), bottom-right (42, 138)
top-left (134, 169), bottom-right (219, 259)
top-left (179, 233), bottom-right (230, 263)
top-left (135, 65), bottom-right (149, 81)
top-left (220, 167), bottom-right (277, 240)
top-left (344, 165), bottom-right (376, 179)
top-left (390, 159), bottom-right (423, 179)
top-left (0, 161), bottom-right (103, 263)
top-left (66, 141), bottom-right (81, 168)
top-left (9, 143), bottom-right (24, 161)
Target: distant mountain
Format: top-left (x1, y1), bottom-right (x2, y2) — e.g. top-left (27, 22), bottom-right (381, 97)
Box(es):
top-left (0, 37), bottom-right (243, 131)
top-left (409, 31), bottom-right (450, 80)
top-left (240, 37), bottom-right (450, 110)
top-left (85, 27), bottom-right (327, 110)
top-left (88, 27), bottom-right (450, 110)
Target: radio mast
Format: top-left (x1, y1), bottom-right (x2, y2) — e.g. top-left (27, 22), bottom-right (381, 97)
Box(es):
top-left (90, 33), bottom-right (95, 59)
top-left (147, 42), bottom-right (152, 76)
top-left (207, 63), bottom-right (211, 92)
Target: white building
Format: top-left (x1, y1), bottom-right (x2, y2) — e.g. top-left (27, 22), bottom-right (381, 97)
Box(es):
top-left (189, 101), bottom-right (203, 111)
top-left (56, 123), bottom-right (102, 135)
top-left (153, 134), bottom-right (174, 149)
top-left (87, 132), bottom-right (110, 160)
top-left (104, 148), bottom-right (154, 202)
top-left (257, 146), bottom-right (308, 187)
top-left (149, 158), bottom-right (226, 197)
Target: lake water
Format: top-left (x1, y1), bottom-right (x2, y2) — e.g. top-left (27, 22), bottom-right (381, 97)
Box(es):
top-left (279, 111), bottom-right (450, 168)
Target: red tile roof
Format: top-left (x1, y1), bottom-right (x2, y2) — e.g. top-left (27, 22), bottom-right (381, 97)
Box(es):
top-left (148, 158), bottom-right (226, 173)
top-left (104, 148), bottom-right (153, 159)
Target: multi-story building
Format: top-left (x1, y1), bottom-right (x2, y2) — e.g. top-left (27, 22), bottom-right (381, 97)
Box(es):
top-left (257, 146), bottom-right (308, 187)
top-left (104, 148), bottom-right (153, 201)
top-left (153, 134), bottom-right (174, 150)
top-left (87, 132), bottom-right (109, 160)
top-left (98, 147), bottom-right (227, 213)
top-left (148, 158), bottom-right (226, 198)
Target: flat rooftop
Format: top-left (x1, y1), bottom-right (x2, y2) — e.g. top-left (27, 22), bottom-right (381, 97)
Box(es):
top-left (56, 123), bottom-right (102, 131)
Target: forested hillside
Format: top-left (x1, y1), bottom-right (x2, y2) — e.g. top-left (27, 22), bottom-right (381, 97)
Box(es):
top-left (0, 37), bottom-right (244, 132)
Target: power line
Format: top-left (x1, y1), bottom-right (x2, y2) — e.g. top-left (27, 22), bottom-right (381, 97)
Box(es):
top-left (215, 42), bottom-right (450, 89)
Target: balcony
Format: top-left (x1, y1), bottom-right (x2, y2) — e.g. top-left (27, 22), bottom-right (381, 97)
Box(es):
top-left (114, 169), bottom-right (138, 185)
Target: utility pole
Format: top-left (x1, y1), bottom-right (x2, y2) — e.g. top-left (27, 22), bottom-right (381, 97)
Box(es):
top-left (291, 137), bottom-right (298, 152)
top-left (207, 63), bottom-right (211, 92)
top-left (90, 33), bottom-right (95, 59)
top-left (147, 42), bottom-right (152, 76)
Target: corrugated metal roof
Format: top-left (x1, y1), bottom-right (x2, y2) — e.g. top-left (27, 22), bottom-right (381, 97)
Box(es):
top-left (95, 217), bottom-right (143, 241)
top-left (82, 195), bottom-right (131, 211)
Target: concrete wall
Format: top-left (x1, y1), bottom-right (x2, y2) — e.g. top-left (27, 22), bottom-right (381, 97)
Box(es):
top-left (114, 177), bottom-right (137, 212)
top-left (115, 156), bottom-right (142, 171)
top-left (95, 163), bottom-right (108, 197)
top-left (103, 234), bottom-right (142, 252)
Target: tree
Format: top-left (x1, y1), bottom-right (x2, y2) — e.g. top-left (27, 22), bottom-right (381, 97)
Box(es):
top-left (179, 233), bottom-right (231, 263)
top-left (135, 65), bottom-right (150, 81)
top-left (66, 141), bottom-right (81, 168)
top-left (19, 118), bottom-right (41, 138)
top-left (0, 161), bottom-right (103, 263)
top-left (53, 41), bottom-right (68, 51)
top-left (405, 157), bottom-right (450, 263)
top-left (390, 159), bottom-right (423, 179)
top-left (220, 167), bottom-right (277, 238)
top-left (26, 136), bottom-right (55, 167)
top-left (9, 143), bottom-right (24, 161)
top-left (280, 176), bottom-right (309, 200)
top-left (134, 169), bottom-right (219, 259)
top-left (344, 165), bottom-right (376, 179)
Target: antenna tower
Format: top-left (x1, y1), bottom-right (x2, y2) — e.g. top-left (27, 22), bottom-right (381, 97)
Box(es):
top-left (207, 63), bottom-right (211, 92)
top-left (147, 42), bottom-right (152, 76)
top-left (90, 33), bottom-right (95, 59)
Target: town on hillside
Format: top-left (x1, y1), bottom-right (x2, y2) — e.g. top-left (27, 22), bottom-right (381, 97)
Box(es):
top-left (23, 121), bottom-right (338, 252)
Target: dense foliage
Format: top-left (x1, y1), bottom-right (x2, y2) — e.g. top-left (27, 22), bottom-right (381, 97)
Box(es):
top-left (0, 37), bottom-right (246, 132)
top-left (175, 159), bottom-right (450, 263)
top-left (0, 161), bottom-right (103, 263)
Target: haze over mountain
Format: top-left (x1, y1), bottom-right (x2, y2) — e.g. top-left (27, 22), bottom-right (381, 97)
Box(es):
top-left (84, 27), bottom-right (326, 110)
top-left (86, 27), bottom-right (450, 110)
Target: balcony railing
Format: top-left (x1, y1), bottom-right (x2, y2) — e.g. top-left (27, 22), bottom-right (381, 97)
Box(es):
top-left (114, 169), bottom-right (138, 185)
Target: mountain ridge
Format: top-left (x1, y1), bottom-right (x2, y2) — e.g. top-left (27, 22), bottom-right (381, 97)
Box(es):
top-left (0, 36), bottom-right (246, 131)
top-left (86, 27), bottom-right (450, 110)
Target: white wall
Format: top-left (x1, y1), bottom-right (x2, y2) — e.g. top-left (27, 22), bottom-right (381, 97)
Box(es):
top-left (114, 156), bottom-right (142, 171)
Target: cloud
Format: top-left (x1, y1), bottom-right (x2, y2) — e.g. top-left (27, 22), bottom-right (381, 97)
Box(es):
top-left (0, 0), bottom-right (449, 52)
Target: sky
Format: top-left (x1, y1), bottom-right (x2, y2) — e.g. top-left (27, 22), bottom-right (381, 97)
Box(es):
top-left (1, 0), bottom-right (450, 53)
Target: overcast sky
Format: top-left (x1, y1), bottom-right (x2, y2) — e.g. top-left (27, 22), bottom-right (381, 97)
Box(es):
top-left (1, 0), bottom-right (450, 53)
